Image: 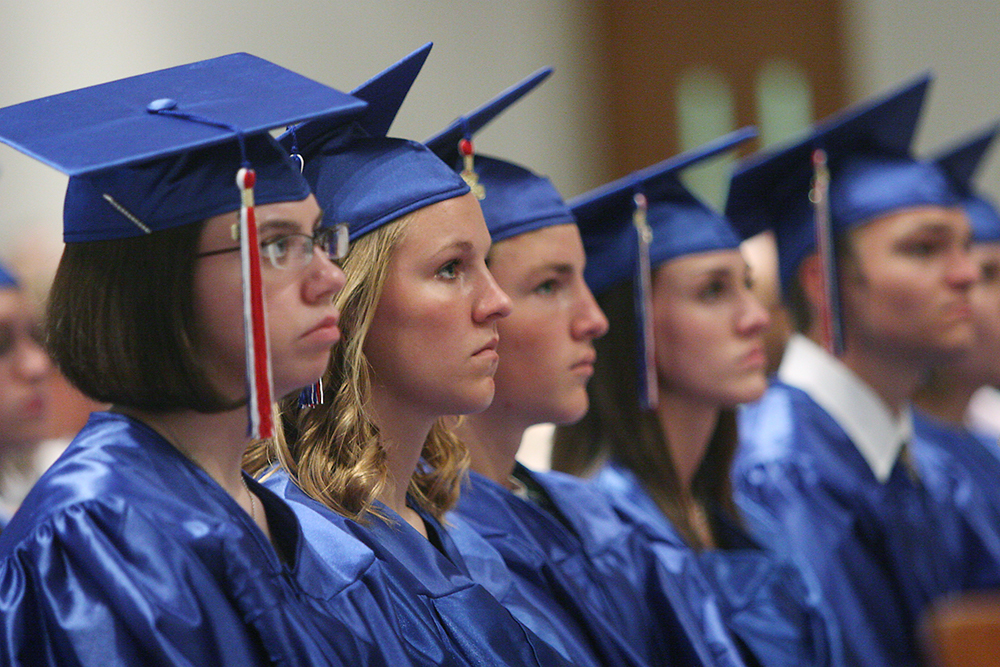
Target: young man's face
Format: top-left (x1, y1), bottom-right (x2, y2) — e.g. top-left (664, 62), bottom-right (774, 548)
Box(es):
top-left (839, 205), bottom-right (978, 366)
top-left (950, 242), bottom-right (1000, 387)
top-left (485, 223), bottom-right (608, 426)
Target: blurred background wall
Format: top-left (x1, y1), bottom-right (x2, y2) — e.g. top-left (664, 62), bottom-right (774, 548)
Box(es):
top-left (2, 0), bottom-right (999, 283)
top-left (1, 0), bottom-right (998, 450)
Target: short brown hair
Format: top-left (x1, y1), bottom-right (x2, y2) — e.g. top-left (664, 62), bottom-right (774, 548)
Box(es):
top-left (782, 232), bottom-right (857, 334)
top-left (46, 222), bottom-right (238, 413)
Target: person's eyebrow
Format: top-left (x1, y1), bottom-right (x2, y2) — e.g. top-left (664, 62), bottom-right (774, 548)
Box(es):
top-left (257, 220), bottom-right (303, 236)
top-left (532, 262), bottom-right (574, 276)
top-left (432, 240), bottom-right (475, 256)
top-left (691, 264), bottom-right (736, 278)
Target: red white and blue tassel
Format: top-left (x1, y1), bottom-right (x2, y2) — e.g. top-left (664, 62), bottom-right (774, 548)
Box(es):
top-left (633, 192), bottom-right (658, 411)
top-left (237, 167), bottom-right (275, 438)
top-left (458, 118), bottom-right (486, 200)
top-left (299, 378), bottom-right (324, 408)
top-left (810, 148), bottom-right (844, 356)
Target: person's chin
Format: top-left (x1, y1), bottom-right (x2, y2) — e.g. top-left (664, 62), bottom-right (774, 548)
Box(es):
top-left (274, 368), bottom-right (329, 402)
top-left (458, 380), bottom-right (496, 415)
top-left (717, 381), bottom-right (767, 407)
top-left (552, 404), bottom-right (589, 426)
top-left (546, 388), bottom-right (589, 425)
top-left (925, 326), bottom-right (976, 363)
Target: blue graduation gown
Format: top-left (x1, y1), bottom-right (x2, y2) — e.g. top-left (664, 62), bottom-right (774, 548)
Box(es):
top-left (437, 510), bottom-right (602, 666)
top-left (453, 465), bottom-right (743, 667)
top-left (734, 382), bottom-right (997, 667)
top-left (265, 469), bottom-right (577, 667)
top-left (912, 409), bottom-right (1000, 569)
top-left (592, 462), bottom-right (836, 667)
top-left (0, 412), bottom-right (403, 666)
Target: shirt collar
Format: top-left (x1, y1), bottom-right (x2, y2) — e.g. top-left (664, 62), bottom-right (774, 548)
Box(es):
top-left (778, 334), bottom-right (913, 482)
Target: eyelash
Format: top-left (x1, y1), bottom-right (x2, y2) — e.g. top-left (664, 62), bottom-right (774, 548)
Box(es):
top-left (698, 280), bottom-right (727, 300)
top-left (534, 279), bottom-right (559, 295)
top-left (982, 262), bottom-right (1000, 283)
top-left (437, 259), bottom-right (460, 279)
top-left (901, 239), bottom-right (943, 257)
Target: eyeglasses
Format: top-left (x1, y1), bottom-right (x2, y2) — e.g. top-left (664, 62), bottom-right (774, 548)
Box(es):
top-left (197, 223), bottom-right (350, 270)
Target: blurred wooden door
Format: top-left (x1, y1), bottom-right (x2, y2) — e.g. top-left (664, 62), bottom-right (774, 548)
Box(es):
top-left (595, 0), bottom-right (850, 184)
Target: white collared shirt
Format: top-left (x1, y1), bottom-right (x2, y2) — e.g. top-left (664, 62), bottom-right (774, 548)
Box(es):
top-left (777, 334), bottom-right (912, 483)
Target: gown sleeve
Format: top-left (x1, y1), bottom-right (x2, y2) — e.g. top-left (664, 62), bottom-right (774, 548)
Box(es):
top-left (0, 501), bottom-right (271, 667)
top-left (734, 446), bottom-right (923, 667)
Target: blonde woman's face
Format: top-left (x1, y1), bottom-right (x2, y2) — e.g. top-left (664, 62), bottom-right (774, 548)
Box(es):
top-left (363, 193), bottom-right (512, 420)
top-left (651, 249), bottom-right (770, 407)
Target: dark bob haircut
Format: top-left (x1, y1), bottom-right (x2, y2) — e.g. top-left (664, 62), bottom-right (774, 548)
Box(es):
top-left (46, 221), bottom-right (240, 413)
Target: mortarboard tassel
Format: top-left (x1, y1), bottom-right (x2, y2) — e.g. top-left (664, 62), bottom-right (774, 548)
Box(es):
top-left (145, 101), bottom-right (277, 437)
top-left (458, 118), bottom-right (486, 200)
top-left (298, 378), bottom-right (325, 408)
top-left (633, 192), bottom-right (659, 411)
top-left (237, 167), bottom-right (275, 438)
top-left (810, 148), bottom-right (844, 356)
top-left (285, 125), bottom-right (326, 410)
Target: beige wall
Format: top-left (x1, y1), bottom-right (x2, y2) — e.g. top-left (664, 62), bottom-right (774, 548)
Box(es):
top-left (0, 0), bottom-right (606, 277)
top-left (843, 0), bottom-right (1000, 197)
top-left (2, 1), bottom-right (998, 280)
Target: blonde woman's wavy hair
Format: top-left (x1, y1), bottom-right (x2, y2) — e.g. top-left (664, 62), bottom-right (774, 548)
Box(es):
top-left (245, 212), bottom-right (470, 522)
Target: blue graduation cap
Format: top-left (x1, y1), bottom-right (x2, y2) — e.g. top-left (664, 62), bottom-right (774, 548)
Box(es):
top-left (424, 68), bottom-right (570, 243)
top-left (571, 127), bottom-right (756, 410)
top-left (0, 53), bottom-right (366, 438)
top-left (280, 44), bottom-right (469, 242)
top-left (932, 122), bottom-right (1000, 243)
top-left (352, 43), bottom-right (431, 138)
top-left (0, 263), bottom-right (17, 289)
top-left (724, 73), bottom-right (959, 293)
top-left (0, 52), bottom-right (366, 241)
top-left (284, 43), bottom-right (431, 159)
top-left (573, 126), bottom-right (757, 295)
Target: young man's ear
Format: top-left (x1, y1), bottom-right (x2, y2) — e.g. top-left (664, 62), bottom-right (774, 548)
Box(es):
top-left (797, 252), bottom-right (825, 314)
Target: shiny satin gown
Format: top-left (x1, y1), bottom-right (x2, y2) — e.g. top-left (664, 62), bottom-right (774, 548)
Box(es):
top-left (0, 412), bottom-right (411, 666)
top-left (592, 461), bottom-right (837, 667)
top-left (734, 382), bottom-right (999, 667)
top-left (454, 464), bottom-right (753, 667)
top-left (912, 409), bottom-right (1000, 573)
top-left (265, 468), bottom-right (579, 667)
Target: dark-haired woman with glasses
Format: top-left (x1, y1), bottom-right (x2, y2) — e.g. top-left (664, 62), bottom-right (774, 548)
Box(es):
top-left (0, 56), bottom-right (417, 667)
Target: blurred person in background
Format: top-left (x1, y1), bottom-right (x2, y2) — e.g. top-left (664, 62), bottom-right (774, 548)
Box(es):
top-left (912, 123), bottom-right (1000, 564)
top-left (726, 75), bottom-right (999, 667)
top-left (0, 261), bottom-right (61, 527)
top-left (553, 129), bottom-right (836, 667)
